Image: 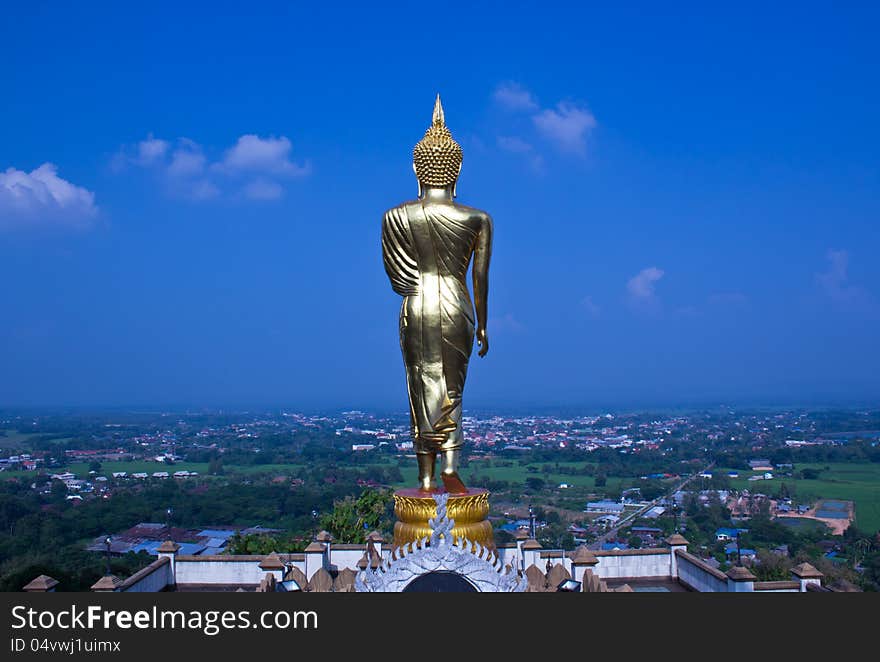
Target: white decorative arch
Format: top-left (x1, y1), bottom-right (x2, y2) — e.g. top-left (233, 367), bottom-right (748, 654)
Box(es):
top-left (355, 494), bottom-right (525, 593)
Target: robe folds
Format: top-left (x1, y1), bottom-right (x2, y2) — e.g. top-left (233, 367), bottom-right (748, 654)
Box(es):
top-left (382, 201), bottom-right (478, 454)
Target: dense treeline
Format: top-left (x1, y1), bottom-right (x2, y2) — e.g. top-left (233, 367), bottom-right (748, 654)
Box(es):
top-left (713, 440), bottom-right (880, 470)
top-left (0, 472), bottom-right (375, 591)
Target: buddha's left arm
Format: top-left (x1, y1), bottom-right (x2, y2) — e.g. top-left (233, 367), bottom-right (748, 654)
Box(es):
top-left (473, 213), bottom-right (493, 356)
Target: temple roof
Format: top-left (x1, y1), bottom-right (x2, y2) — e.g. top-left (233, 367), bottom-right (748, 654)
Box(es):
top-left (23, 574), bottom-right (59, 591)
top-left (791, 562), bottom-right (824, 578)
top-left (91, 575), bottom-right (123, 591)
top-left (157, 540), bottom-right (181, 553)
top-left (726, 565), bottom-right (757, 581)
top-left (571, 546), bottom-right (599, 565)
top-left (665, 534), bottom-right (689, 546)
top-left (258, 552), bottom-right (286, 570)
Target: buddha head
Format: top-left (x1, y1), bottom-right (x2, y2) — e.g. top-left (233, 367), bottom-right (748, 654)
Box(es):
top-left (413, 94), bottom-right (463, 196)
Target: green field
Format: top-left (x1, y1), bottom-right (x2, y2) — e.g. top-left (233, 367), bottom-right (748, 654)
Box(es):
top-left (388, 459), bottom-right (625, 493)
top-left (0, 430), bottom-right (35, 448)
top-left (0, 429), bottom-right (76, 449)
top-left (225, 463), bottom-right (307, 475)
top-left (716, 462), bottom-right (880, 533)
top-left (0, 455), bottom-right (622, 499)
top-left (0, 459), bottom-right (316, 480)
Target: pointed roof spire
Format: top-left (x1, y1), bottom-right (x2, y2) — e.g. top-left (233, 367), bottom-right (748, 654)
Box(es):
top-left (432, 94), bottom-right (445, 127)
top-left (726, 565), bottom-right (756, 581)
top-left (571, 546), bottom-right (598, 566)
top-left (791, 562), bottom-right (823, 579)
top-left (23, 574), bottom-right (59, 592)
top-left (91, 575), bottom-right (122, 592)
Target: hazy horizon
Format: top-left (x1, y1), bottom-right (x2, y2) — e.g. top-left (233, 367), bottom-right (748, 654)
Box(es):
top-left (3, 396), bottom-right (879, 418)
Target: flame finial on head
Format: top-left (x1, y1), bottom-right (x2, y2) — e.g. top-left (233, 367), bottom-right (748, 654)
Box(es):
top-left (432, 94), bottom-right (445, 128)
top-left (413, 94), bottom-right (462, 189)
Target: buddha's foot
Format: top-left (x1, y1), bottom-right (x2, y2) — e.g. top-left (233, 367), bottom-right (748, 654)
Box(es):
top-left (441, 472), bottom-right (468, 495)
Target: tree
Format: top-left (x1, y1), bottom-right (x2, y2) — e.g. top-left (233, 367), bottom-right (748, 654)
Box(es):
top-left (88, 461), bottom-right (102, 473)
top-left (208, 456), bottom-right (224, 476)
top-left (594, 474), bottom-right (607, 488)
top-left (226, 532), bottom-right (307, 554)
top-left (525, 477), bottom-right (545, 492)
top-left (50, 480), bottom-right (67, 500)
top-left (318, 488), bottom-right (393, 543)
top-left (754, 549), bottom-right (791, 581)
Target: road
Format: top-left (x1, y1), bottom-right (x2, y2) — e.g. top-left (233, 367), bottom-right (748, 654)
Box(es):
top-left (588, 463), bottom-right (714, 550)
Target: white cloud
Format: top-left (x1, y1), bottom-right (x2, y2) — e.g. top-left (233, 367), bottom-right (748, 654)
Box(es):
top-left (215, 135), bottom-right (310, 177)
top-left (497, 135), bottom-right (544, 172)
top-left (492, 82), bottom-right (598, 160)
top-left (627, 267), bottom-right (665, 300)
top-left (816, 249), bottom-right (852, 300)
top-left (815, 249), bottom-right (875, 311)
top-left (0, 163), bottom-right (97, 230)
top-left (167, 140), bottom-right (206, 178)
top-left (497, 136), bottom-right (534, 154)
top-left (493, 82), bottom-right (539, 112)
top-left (137, 135), bottom-right (169, 165)
top-left (533, 102), bottom-right (597, 155)
top-left (186, 179), bottom-right (221, 201)
top-left (243, 179), bottom-right (283, 200)
top-left (488, 313), bottom-right (524, 334)
top-left (117, 133), bottom-right (310, 202)
top-left (582, 296), bottom-right (601, 317)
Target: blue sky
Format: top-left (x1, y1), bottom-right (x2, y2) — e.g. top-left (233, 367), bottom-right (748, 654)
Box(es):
top-left (1, 2), bottom-right (878, 409)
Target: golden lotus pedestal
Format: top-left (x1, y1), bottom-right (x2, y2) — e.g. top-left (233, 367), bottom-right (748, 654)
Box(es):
top-left (393, 488), bottom-right (494, 551)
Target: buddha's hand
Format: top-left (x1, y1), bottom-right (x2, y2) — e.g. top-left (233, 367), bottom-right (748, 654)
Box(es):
top-left (477, 327), bottom-right (489, 357)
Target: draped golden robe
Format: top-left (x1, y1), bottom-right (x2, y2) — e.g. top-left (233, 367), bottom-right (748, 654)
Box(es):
top-left (382, 201), bottom-right (480, 454)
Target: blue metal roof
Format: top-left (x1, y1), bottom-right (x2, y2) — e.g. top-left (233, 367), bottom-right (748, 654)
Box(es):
top-left (196, 529), bottom-right (236, 539)
top-left (716, 527), bottom-right (747, 538)
top-left (724, 542), bottom-right (756, 555)
top-left (176, 543), bottom-right (206, 555)
top-left (131, 541), bottom-right (162, 555)
top-left (130, 540), bottom-right (206, 556)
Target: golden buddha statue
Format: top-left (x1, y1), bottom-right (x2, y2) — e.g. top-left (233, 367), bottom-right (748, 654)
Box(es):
top-left (382, 95), bottom-right (493, 495)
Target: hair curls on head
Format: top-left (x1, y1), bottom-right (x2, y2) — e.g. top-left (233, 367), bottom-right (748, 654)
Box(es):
top-left (413, 95), bottom-right (462, 188)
